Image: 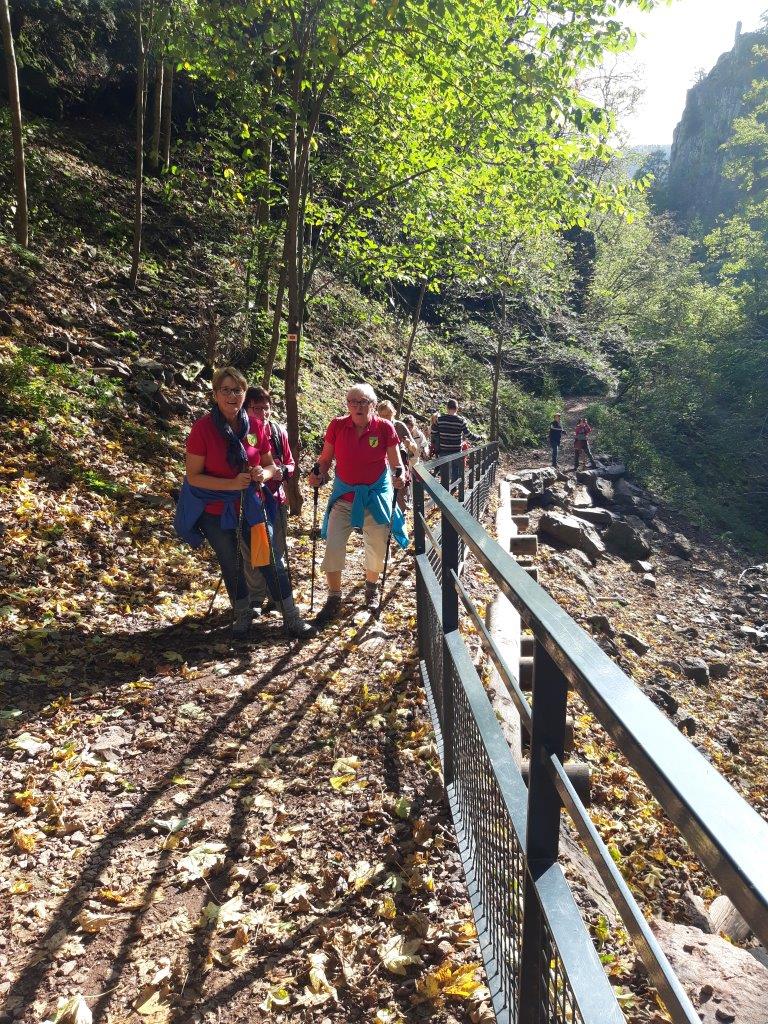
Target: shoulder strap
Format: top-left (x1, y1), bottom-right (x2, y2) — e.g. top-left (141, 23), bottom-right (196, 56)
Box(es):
top-left (270, 422), bottom-right (284, 462)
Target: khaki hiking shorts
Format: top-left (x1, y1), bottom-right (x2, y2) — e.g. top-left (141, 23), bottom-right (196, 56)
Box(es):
top-left (321, 500), bottom-right (390, 575)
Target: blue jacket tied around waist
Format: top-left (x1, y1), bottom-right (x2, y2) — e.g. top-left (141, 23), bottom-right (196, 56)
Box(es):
top-left (174, 479), bottom-right (277, 548)
top-left (321, 468), bottom-right (409, 549)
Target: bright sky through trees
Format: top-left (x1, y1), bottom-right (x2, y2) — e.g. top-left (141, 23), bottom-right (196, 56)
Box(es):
top-left (619, 0), bottom-right (767, 145)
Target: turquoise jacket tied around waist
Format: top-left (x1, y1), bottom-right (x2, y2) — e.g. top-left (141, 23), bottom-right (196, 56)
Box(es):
top-left (321, 468), bottom-right (409, 550)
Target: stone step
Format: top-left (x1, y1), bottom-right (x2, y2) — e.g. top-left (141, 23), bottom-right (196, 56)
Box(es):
top-left (510, 534), bottom-right (538, 557)
top-left (510, 497), bottom-right (529, 514)
top-left (523, 566), bottom-right (539, 582)
top-left (521, 635), bottom-right (534, 657)
top-left (512, 514), bottom-right (530, 532)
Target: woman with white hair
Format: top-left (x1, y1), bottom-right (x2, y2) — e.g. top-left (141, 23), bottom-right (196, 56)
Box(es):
top-left (308, 383), bottom-right (407, 619)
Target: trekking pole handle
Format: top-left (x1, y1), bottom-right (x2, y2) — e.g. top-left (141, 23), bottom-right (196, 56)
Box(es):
top-left (312, 462), bottom-right (320, 476)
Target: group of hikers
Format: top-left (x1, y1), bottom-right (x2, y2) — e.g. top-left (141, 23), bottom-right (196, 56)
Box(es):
top-left (174, 367), bottom-right (478, 640)
top-left (548, 413), bottom-right (596, 470)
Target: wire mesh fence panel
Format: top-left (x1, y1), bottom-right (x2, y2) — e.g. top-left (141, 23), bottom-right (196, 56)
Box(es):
top-left (409, 444), bottom-right (766, 1024)
top-left (539, 911), bottom-right (586, 1024)
top-left (450, 653), bottom-right (525, 1019)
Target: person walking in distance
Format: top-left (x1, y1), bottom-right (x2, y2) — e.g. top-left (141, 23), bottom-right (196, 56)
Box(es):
top-left (549, 413), bottom-right (564, 468)
top-left (377, 400), bottom-right (417, 512)
top-left (432, 398), bottom-right (478, 482)
top-left (402, 415), bottom-right (429, 460)
top-left (573, 416), bottom-right (596, 470)
top-left (308, 384), bottom-right (407, 619)
top-left (243, 386), bottom-right (293, 614)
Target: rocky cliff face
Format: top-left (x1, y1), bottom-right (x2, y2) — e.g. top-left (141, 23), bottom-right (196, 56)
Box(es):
top-left (666, 26), bottom-right (768, 228)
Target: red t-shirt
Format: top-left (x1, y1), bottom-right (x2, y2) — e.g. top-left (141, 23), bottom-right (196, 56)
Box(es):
top-left (186, 413), bottom-right (270, 514)
top-left (325, 414), bottom-right (399, 501)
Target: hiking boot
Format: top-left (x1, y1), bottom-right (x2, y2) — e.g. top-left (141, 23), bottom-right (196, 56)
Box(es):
top-left (364, 582), bottom-right (380, 613)
top-left (231, 598), bottom-right (253, 639)
top-left (286, 616), bottom-right (315, 639)
top-left (316, 593), bottom-right (342, 624)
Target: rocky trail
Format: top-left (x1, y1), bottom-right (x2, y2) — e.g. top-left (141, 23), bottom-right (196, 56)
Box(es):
top-left (494, 446), bottom-right (768, 1024)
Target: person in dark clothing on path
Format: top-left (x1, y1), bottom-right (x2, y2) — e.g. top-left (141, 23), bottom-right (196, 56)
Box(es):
top-left (548, 413), bottom-right (564, 467)
top-left (431, 398), bottom-right (478, 482)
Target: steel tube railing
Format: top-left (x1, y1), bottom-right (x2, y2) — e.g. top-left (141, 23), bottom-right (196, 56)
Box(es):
top-left (414, 453), bottom-right (768, 949)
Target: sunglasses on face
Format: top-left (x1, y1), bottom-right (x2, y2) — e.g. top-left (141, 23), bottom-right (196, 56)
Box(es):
top-left (348, 399), bottom-right (372, 407)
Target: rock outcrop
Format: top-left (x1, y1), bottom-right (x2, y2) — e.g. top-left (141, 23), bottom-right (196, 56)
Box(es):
top-left (666, 25), bottom-right (768, 228)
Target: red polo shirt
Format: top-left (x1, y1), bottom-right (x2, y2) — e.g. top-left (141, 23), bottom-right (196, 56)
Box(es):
top-left (325, 414), bottom-right (399, 501)
top-left (187, 413), bottom-right (270, 514)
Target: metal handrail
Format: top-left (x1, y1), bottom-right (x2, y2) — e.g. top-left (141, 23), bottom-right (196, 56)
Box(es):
top-left (546, 754), bottom-right (699, 1022)
top-left (425, 442), bottom-right (489, 471)
top-left (413, 458), bottom-right (768, 949)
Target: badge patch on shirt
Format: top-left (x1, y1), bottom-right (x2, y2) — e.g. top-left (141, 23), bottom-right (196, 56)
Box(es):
top-left (368, 436), bottom-right (379, 448)
top-left (247, 433), bottom-right (258, 447)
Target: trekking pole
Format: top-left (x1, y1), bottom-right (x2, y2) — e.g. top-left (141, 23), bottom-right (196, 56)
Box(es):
top-left (206, 578), bottom-right (223, 618)
top-left (310, 461), bottom-right (320, 612)
top-left (377, 467), bottom-right (403, 618)
top-left (258, 483), bottom-right (291, 641)
top-left (280, 505), bottom-right (293, 586)
top-left (231, 488), bottom-right (247, 635)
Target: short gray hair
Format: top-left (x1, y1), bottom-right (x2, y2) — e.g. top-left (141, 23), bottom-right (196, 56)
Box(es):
top-left (346, 382), bottom-right (377, 404)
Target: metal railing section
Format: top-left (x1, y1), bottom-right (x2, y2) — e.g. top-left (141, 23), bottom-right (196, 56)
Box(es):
top-left (412, 445), bottom-right (768, 1024)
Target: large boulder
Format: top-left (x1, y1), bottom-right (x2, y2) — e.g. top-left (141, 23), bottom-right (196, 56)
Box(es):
top-left (571, 507), bottom-right (616, 528)
top-left (672, 532), bottom-right (694, 559)
top-left (539, 511), bottom-right (605, 561)
top-left (594, 477), bottom-right (615, 503)
top-left (571, 485), bottom-right (593, 508)
top-left (594, 461), bottom-right (626, 480)
top-left (510, 467), bottom-right (558, 495)
top-left (539, 483), bottom-right (570, 509)
top-left (604, 519), bottom-right (652, 560)
top-left (615, 478), bottom-right (645, 503)
top-left (650, 919), bottom-right (768, 1024)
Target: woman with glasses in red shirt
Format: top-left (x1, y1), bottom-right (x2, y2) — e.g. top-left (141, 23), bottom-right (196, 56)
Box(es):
top-left (176, 367), bottom-right (312, 639)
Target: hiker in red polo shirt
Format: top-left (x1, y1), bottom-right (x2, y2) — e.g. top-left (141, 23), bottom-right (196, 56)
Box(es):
top-left (308, 383), bottom-right (407, 619)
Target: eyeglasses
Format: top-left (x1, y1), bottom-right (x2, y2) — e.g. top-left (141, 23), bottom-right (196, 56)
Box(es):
top-left (348, 399), bottom-right (372, 407)
top-left (218, 387), bottom-right (244, 397)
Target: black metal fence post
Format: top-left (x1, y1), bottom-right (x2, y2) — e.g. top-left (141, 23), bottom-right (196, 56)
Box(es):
top-left (440, 462), bottom-right (460, 785)
top-left (413, 474), bottom-right (425, 556)
top-left (413, 473), bottom-right (426, 666)
top-left (519, 640), bottom-right (570, 1024)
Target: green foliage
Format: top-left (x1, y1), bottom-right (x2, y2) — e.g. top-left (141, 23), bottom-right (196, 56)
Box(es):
top-left (589, 195), bottom-right (768, 546)
top-left (0, 345), bottom-right (119, 421)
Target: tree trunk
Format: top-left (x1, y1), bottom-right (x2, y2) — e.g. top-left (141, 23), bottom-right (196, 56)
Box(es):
top-left (283, 123), bottom-right (304, 515)
top-left (129, 0), bottom-right (146, 290)
top-left (148, 56), bottom-right (163, 172)
top-left (0, 0), bottom-right (28, 247)
top-left (396, 278), bottom-right (427, 416)
top-left (263, 257), bottom-right (286, 386)
top-left (490, 292), bottom-right (506, 443)
top-left (159, 59), bottom-right (173, 170)
top-left (255, 61), bottom-right (273, 311)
